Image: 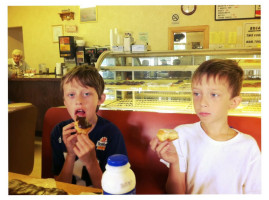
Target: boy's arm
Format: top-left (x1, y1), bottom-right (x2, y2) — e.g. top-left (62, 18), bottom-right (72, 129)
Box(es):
top-left (166, 161), bottom-right (186, 194)
top-left (73, 134), bottom-right (102, 188)
top-left (243, 144), bottom-right (261, 194)
top-left (150, 137), bottom-right (186, 194)
top-left (85, 159), bottom-right (102, 188)
top-left (52, 122), bottom-right (77, 184)
top-left (54, 153), bottom-right (76, 183)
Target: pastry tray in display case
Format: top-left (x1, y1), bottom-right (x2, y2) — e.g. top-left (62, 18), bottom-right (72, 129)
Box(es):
top-left (96, 48), bottom-right (261, 117)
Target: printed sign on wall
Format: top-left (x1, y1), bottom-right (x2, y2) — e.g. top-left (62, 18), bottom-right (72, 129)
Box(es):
top-left (244, 23), bottom-right (261, 47)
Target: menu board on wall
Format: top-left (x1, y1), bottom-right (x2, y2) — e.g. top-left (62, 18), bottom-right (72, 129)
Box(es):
top-left (215, 5), bottom-right (260, 21)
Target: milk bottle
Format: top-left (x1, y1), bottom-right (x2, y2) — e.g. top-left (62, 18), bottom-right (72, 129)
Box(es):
top-left (101, 154), bottom-right (136, 194)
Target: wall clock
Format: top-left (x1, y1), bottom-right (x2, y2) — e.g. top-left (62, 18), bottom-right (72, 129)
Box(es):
top-left (181, 5), bottom-right (197, 15)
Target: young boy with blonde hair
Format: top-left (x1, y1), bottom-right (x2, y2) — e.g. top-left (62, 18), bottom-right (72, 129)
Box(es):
top-left (150, 59), bottom-right (261, 194)
top-left (51, 65), bottom-right (127, 188)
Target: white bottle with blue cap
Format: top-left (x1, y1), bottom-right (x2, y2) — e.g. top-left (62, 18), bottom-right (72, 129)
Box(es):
top-left (101, 154), bottom-right (136, 194)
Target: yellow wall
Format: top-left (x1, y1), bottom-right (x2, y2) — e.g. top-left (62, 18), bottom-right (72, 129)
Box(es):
top-left (8, 5), bottom-right (260, 72)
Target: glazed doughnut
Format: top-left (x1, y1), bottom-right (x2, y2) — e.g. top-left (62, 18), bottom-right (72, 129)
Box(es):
top-left (157, 129), bottom-right (179, 142)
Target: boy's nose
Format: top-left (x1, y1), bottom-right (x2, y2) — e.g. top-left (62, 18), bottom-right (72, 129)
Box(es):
top-left (75, 95), bottom-right (83, 104)
top-left (200, 96), bottom-right (209, 107)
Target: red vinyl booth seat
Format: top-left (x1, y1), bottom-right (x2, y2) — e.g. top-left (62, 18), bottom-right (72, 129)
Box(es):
top-left (42, 107), bottom-right (261, 194)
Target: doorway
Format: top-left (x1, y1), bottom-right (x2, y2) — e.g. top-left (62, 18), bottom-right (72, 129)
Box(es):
top-left (8, 27), bottom-right (24, 58)
top-left (168, 25), bottom-right (209, 50)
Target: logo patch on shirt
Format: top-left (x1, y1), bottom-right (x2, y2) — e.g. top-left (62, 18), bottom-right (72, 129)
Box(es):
top-left (96, 137), bottom-right (108, 151)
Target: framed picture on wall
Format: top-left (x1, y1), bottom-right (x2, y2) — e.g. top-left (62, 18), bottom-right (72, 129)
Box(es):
top-left (52, 25), bottom-right (63, 43)
top-left (80, 6), bottom-right (97, 22)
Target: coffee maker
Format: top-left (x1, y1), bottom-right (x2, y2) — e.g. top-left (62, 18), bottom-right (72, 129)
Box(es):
top-left (85, 46), bottom-right (110, 66)
top-left (59, 36), bottom-right (76, 58)
top-left (58, 36), bottom-right (76, 70)
top-left (76, 40), bottom-right (92, 65)
top-left (59, 36), bottom-right (109, 68)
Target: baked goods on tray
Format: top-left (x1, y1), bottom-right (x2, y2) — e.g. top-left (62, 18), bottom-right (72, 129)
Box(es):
top-left (9, 179), bottom-right (67, 195)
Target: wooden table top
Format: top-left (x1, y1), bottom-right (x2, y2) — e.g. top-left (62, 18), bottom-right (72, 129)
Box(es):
top-left (8, 172), bottom-right (103, 195)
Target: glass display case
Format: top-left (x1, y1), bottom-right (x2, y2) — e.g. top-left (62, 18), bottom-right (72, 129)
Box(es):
top-left (96, 48), bottom-right (261, 117)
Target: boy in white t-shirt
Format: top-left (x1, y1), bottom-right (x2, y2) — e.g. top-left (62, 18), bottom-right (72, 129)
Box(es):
top-left (150, 59), bottom-right (261, 194)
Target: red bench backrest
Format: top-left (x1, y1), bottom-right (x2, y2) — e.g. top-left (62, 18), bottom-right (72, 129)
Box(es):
top-left (42, 107), bottom-right (261, 194)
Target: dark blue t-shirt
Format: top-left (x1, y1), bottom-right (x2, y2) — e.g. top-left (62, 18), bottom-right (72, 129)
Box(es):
top-left (50, 115), bottom-right (127, 186)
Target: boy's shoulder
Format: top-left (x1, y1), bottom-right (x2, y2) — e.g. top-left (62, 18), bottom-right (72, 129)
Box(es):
top-left (96, 116), bottom-right (120, 131)
top-left (51, 116), bottom-right (122, 137)
top-left (91, 116), bottom-right (124, 139)
top-left (53, 117), bottom-right (118, 132)
top-left (236, 131), bottom-right (259, 147)
top-left (174, 121), bottom-right (201, 132)
top-left (173, 122), bottom-right (201, 140)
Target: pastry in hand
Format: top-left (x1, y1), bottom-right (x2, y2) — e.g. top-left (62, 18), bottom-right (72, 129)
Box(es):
top-left (74, 116), bottom-right (92, 135)
top-left (157, 129), bottom-right (179, 142)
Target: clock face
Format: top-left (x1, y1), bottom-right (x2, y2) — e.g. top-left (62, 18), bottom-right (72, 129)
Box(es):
top-left (181, 5), bottom-right (197, 15)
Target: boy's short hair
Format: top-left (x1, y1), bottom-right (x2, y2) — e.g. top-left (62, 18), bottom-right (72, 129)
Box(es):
top-left (61, 65), bottom-right (105, 100)
top-left (192, 59), bottom-right (244, 98)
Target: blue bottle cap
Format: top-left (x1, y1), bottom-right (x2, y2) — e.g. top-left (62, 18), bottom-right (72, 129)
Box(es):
top-left (107, 154), bottom-right (128, 167)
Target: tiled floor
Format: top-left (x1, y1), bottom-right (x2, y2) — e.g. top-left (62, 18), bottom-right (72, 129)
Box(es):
top-left (30, 137), bottom-right (42, 178)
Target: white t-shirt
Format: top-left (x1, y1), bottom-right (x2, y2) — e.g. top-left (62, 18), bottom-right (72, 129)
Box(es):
top-left (162, 122), bottom-right (261, 194)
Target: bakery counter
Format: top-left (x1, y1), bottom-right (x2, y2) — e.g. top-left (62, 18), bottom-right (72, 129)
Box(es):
top-left (8, 76), bottom-right (64, 135)
top-left (102, 80), bottom-right (261, 117)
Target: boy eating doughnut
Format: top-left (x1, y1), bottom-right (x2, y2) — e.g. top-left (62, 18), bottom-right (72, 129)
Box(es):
top-left (150, 59), bottom-right (261, 194)
top-left (51, 65), bottom-right (127, 188)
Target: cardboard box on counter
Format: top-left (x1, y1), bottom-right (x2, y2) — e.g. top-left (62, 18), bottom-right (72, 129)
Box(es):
top-left (132, 45), bottom-right (148, 52)
top-left (111, 46), bottom-right (124, 52)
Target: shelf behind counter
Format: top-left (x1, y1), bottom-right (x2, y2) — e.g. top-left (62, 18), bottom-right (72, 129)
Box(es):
top-left (8, 75), bottom-right (64, 135)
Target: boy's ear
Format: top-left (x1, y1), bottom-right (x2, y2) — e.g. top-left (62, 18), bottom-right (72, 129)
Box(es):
top-left (229, 96), bottom-right (241, 109)
top-left (98, 93), bottom-right (106, 105)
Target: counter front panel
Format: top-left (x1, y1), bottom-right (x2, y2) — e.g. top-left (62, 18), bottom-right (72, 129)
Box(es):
top-left (8, 75), bottom-right (64, 133)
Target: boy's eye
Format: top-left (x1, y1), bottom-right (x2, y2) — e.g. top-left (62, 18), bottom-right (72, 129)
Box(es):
top-left (68, 93), bottom-right (75, 97)
top-left (84, 92), bottom-right (90, 96)
top-left (211, 93), bottom-right (219, 97)
top-left (193, 92), bottom-right (200, 96)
